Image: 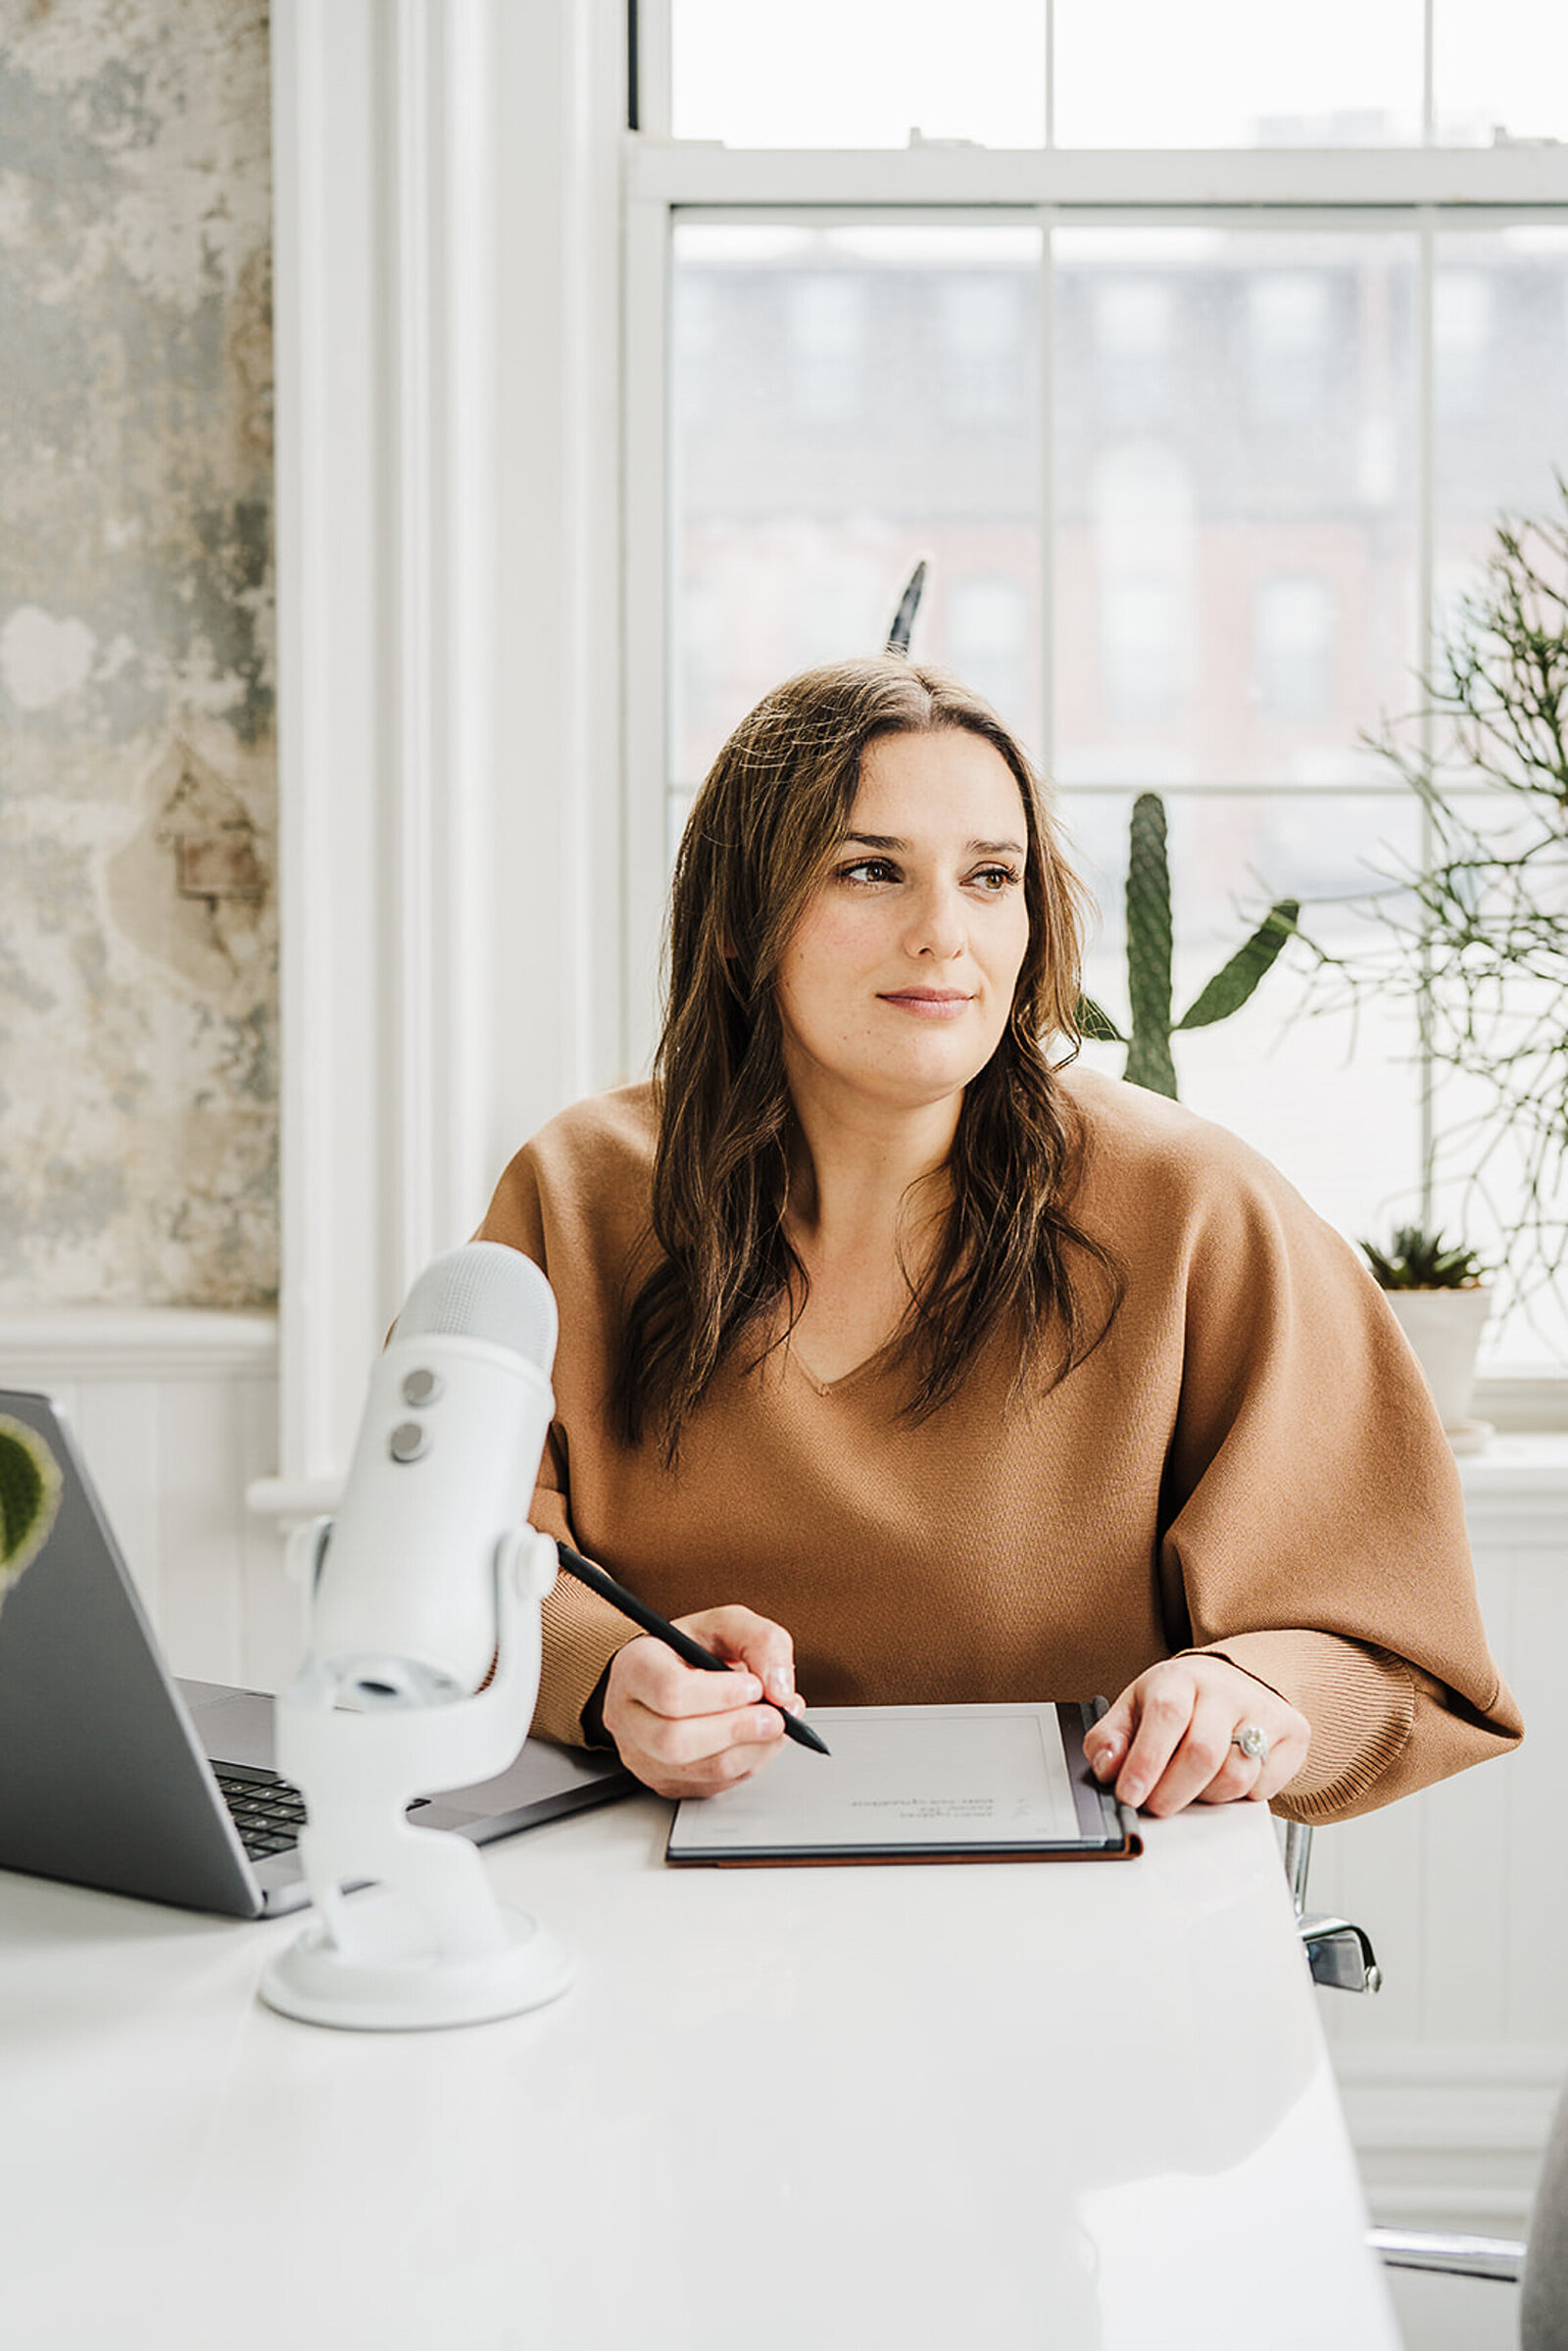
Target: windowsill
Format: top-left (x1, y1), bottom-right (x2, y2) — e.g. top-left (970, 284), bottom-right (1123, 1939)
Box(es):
top-left (1456, 1430), bottom-right (1568, 1494)
top-left (1471, 1376), bottom-right (1568, 1439)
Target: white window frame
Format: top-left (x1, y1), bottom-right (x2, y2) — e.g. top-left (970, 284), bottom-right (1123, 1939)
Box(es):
top-left (266, 0), bottom-right (626, 1493)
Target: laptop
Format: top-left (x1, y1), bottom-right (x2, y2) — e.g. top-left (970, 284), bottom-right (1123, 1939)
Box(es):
top-left (0, 1389), bottom-right (633, 1918)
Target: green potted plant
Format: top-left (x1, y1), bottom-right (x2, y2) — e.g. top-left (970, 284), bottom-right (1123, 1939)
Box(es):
top-left (1359, 1226), bottom-right (1494, 1449)
top-left (1298, 485), bottom-right (1568, 1338)
top-left (1078, 792), bottom-right (1298, 1100)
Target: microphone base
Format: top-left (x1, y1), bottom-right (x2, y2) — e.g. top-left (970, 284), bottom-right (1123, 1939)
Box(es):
top-left (259, 1892), bottom-right (573, 2032)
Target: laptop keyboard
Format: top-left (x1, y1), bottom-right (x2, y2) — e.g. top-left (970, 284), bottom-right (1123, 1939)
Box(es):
top-left (213, 1764), bottom-right (434, 1861)
top-left (214, 1767), bottom-right (308, 1858)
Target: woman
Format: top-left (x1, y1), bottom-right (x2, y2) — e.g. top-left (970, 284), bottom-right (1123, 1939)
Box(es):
top-left (479, 657), bottom-right (1521, 1818)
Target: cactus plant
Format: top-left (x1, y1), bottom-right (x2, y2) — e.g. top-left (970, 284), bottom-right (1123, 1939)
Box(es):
top-left (1079, 794), bottom-right (1299, 1101)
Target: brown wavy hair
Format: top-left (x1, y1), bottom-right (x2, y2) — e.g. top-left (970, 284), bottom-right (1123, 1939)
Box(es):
top-left (612, 656), bottom-right (1121, 1459)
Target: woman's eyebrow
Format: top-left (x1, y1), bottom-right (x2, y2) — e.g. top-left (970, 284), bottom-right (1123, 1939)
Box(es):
top-left (842, 830), bottom-right (1026, 857)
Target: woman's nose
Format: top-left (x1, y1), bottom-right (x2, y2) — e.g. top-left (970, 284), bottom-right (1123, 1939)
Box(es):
top-left (903, 884), bottom-right (965, 959)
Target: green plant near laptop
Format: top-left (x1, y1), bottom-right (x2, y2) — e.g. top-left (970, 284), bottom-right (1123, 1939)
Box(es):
top-left (0, 1415), bottom-right (62, 1618)
top-left (1077, 793), bottom-right (1299, 1101)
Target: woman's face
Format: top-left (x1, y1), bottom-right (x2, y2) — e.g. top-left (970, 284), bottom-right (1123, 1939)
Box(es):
top-left (774, 727), bottom-right (1032, 1118)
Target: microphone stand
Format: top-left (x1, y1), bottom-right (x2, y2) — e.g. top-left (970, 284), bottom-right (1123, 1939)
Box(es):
top-left (259, 1527), bottom-right (571, 2032)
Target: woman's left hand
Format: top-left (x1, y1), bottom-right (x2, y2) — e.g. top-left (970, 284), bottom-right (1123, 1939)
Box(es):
top-left (1082, 1656), bottom-right (1310, 1815)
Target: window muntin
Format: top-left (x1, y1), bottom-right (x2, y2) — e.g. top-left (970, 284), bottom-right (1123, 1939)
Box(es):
top-left (666, 0), bottom-right (1568, 153)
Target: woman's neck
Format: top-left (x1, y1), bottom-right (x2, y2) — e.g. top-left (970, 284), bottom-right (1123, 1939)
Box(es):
top-left (782, 1071), bottom-right (960, 1260)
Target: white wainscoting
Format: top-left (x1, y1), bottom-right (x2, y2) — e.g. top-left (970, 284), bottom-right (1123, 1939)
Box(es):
top-left (0, 1310), bottom-right (302, 1693)
top-left (5, 1313), bottom-right (1563, 2229)
top-left (1309, 1437), bottom-right (1568, 2230)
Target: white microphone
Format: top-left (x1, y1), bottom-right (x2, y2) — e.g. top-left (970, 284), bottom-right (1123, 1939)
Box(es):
top-left (308, 1242), bottom-right (559, 1707)
top-left (262, 1241), bottom-right (573, 2032)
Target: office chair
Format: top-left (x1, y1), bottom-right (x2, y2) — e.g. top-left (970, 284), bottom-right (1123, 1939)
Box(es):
top-left (1283, 1820), bottom-right (1383, 1994)
top-left (1281, 1833), bottom-right (1566, 2346)
top-left (1368, 2066), bottom-right (1568, 2349)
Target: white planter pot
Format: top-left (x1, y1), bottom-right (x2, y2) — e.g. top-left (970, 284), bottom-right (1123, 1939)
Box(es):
top-left (1384, 1286), bottom-right (1494, 1440)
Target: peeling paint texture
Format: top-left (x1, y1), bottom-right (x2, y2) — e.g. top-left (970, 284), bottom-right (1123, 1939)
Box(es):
top-left (0, 0), bottom-right (276, 1307)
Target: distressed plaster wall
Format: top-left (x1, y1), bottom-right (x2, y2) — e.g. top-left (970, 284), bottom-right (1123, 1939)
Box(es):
top-left (0, 0), bottom-right (276, 1308)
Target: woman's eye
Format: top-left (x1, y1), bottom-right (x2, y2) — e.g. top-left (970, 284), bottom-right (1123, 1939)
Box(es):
top-left (971, 865), bottom-right (1019, 893)
top-left (841, 858), bottom-right (897, 885)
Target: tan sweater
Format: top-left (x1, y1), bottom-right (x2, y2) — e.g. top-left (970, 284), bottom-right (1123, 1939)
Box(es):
top-left (478, 1068), bottom-right (1522, 1822)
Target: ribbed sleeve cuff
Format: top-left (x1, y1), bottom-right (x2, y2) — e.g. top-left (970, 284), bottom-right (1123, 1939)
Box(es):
top-left (531, 1570), bottom-right (644, 1751)
top-left (1182, 1630), bottom-right (1416, 1824)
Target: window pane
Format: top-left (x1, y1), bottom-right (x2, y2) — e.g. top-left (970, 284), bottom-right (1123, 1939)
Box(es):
top-left (1054, 0), bottom-right (1423, 148)
top-left (1054, 227), bottom-right (1418, 788)
top-left (1433, 0), bottom-right (1568, 145)
top-left (1070, 791), bottom-right (1424, 1242)
top-left (1433, 227), bottom-right (1568, 640)
top-left (671, 222), bottom-right (1043, 784)
top-left (670, 0), bottom-right (1045, 149)
top-left (1427, 225), bottom-right (1568, 1370)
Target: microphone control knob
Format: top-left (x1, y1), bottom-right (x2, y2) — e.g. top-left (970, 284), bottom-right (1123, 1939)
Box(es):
top-left (388, 1421), bottom-right (428, 1464)
top-left (402, 1367), bottom-right (442, 1406)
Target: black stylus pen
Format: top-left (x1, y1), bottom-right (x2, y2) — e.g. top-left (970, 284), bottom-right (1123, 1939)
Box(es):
top-left (555, 1541), bottom-right (831, 1756)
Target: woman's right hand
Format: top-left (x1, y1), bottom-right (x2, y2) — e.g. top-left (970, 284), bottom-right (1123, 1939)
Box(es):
top-left (601, 1605), bottom-right (804, 1801)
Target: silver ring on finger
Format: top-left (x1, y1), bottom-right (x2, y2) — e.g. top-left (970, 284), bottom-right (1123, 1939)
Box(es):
top-left (1230, 1722), bottom-right (1269, 1766)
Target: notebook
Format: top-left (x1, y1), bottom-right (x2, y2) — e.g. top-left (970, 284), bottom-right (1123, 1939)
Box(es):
top-left (665, 1701), bottom-right (1143, 1865)
top-left (0, 1389), bottom-right (633, 1919)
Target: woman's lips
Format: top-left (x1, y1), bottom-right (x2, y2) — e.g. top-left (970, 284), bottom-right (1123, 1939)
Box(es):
top-left (877, 990), bottom-right (973, 1019)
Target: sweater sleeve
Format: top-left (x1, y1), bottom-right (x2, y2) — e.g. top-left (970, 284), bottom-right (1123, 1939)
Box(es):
top-left (475, 1146), bottom-right (643, 1749)
top-left (1155, 1140), bottom-right (1522, 1823)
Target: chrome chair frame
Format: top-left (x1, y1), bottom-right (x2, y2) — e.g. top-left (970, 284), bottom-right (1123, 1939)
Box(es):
top-left (1284, 1820), bottom-right (1383, 1995)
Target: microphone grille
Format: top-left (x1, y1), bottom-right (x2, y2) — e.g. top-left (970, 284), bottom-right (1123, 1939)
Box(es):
top-left (396, 1243), bottom-right (559, 1374)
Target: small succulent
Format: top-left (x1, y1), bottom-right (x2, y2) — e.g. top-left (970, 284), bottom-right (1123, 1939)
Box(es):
top-left (1358, 1225), bottom-right (1490, 1291)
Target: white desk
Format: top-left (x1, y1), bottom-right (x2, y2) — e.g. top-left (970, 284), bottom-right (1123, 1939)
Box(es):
top-left (0, 1796), bottom-right (1398, 2351)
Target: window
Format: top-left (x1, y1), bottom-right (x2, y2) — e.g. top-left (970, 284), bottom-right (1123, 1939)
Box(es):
top-left (1434, 271), bottom-right (1492, 422)
top-left (1245, 274), bottom-right (1335, 428)
top-left (1253, 578), bottom-right (1337, 721)
top-left (632, 3), bottom-right (1568, 1376)
top-left (940, 278), bottom-right (1024, 426)
top-left (1092, 280), bottom-right (1173, 429)
top-left (786, 275), bottom-right (868, 422)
